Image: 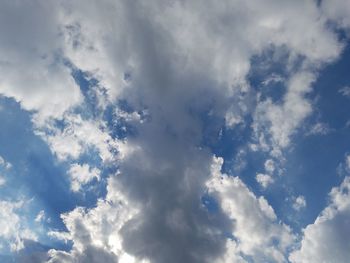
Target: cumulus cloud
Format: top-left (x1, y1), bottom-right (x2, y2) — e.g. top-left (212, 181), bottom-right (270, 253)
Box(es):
top-left (0, 1), bottom-right (82, 123)
top-left (68, 163), bottom-right (101, 192)
top-left (47, 179), bottom-right (138, 263)
top-left (208, 157), bottom-right (294, 262)
top-left (289, 177), bottom-right (350, 262)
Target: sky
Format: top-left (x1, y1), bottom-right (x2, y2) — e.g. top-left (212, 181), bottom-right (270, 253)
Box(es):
top-left (0, 0), bottom-right (350, 262)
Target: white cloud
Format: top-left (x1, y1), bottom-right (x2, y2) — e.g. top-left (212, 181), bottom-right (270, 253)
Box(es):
top-left (0, 156), bottom-right (11, 170)
top-left (339, 86), bottom-right (350, 98)
top-left (262, 74), bottom-right (285, 86)
top-left (0, 1), bottom-right (82, 123)
top-left (47, 177), bottom-right (138, 263)
top-left (346, 155), bottom-right (350, 171)
top-left (0, 176), bottom-right (5, 187)
top-left (322, 0), bottom-right (350, 30)
top-left (35, 210), bottom-right (46, 223)
top-left (253, 72), bottom-right (315, 156)
top-left (290, 177), bottom-right (350, 262)
top-left (337, 154), bottom-right (350, 176)
top-left (256, 173), bottom-right (274, 188)
top-left (0, 200), bottom-right (37, 252)
top-left (293, 195), bottom-right (307, 211)
top-left (225, 111), bottom-right (243, 128)
top-left (207, 157), bottom-right (294, 262)
top-left (0, 156), bottom-right (11, 198)
top-left (214, 239), bottom-right (247, 263)
top-left (37, 114), bottom-right (118, 163)
top-left (68, 163), bottom-right (101, 192)
top-left (306, 122), bottom-right (332, 136)
top-left (264, 159), bottom-right (275, 174)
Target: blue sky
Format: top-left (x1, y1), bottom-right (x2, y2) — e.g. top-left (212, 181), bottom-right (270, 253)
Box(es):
top-left (0, 1), bottom-right (350, 262)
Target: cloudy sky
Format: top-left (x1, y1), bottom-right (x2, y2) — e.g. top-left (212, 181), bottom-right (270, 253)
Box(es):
top-left (0, 0), bottom-right (350, 262)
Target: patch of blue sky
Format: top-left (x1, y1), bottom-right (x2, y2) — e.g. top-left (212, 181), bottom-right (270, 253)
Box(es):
top-left (248, 46), bottom-right (304, 103)
top-left (1, 239), bottom-right (72, 263)
top-left (282, 42), bottom-right (350, 226)
top-left (104, 100), bottom-right (142, 140)
top-left (255, 43), bottom-right (350, 230)
top-left (201, 193), bottom-right (220, 214)
top-left (198, 42), bottom-right (350, 233)
top-left (70, 66), bottom-right (107, 120)
top-left (71, 67), bottom-right (142, 141)
top-left (0, 97), bottom-right (78, 251)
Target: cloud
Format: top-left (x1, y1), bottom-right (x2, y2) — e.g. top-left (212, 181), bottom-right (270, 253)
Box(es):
top-left (289, 177), bottom-right (350, 262)
top-left (0, 156), bottom-right (11, 187)
top-left (43, 0), bottom-right (348, 262)
top-left (264, 159), bottom-right (275, 174)
top-left (207, 157), bottom-right (295, 262)
top-left (253, 72), bottom-right (316, 156)
top-left (0, 176), bottom-right (5, 187)
top-left (47, 180), bottom-right (138, 263)
top-left (339, 86), bottom-right (350, 98)
top-left (336, 154), bottom-right (350, 177)
top-left (293, 196), bottom-right (307, 211)
top-left (256, 173), bottom-right (274, 188)
top-left (306, 122), bottom-right (332, 136)
top-left (68, 163), bottom-right (100, 192)
top-left (35, 210), bottom-right (46, 224)
top-left (36, 114), bottom-right (119, 162)
top-left (0, 155), bottom-right (11, 170)
top-left (0, 1), bottom-right (82, 123)
top-left (322, 0), bottom-right (350, 30)
top-left (0, 200), bottom-right (37, 252)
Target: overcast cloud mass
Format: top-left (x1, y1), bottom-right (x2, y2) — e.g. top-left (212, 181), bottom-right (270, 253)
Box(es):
top-left (0, 0), bottom-right (350, 262)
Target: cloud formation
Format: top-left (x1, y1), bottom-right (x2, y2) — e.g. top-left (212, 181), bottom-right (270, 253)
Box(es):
top-left (0, 0), bottom-right (349, 262)
top-left (290, 177), bottom-right (350, 262)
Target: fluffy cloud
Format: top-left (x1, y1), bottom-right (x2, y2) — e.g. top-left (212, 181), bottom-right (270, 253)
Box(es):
top-left (35, 210), bottom-right (46, 223)
top-left (47, 177), bottom-right (139, 263)
top-left (208, 157), bottom-right (295, 262)
top-left (256, 173), bottom-right (274, 188)
top-left (0, 200), bottom-right (37, 252)
top-left (289, 177), bottom-right (350, 262)
top-left (253, 72), bottom-right (316, 156)
top-left (322, 0), bottom-right (350, 29)
top-left (0, 1), bottom-right (82, 123)
top-left (36, 114), bottom-right (119, 162)
top-left (68, 164), bottom-right (101, 192)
